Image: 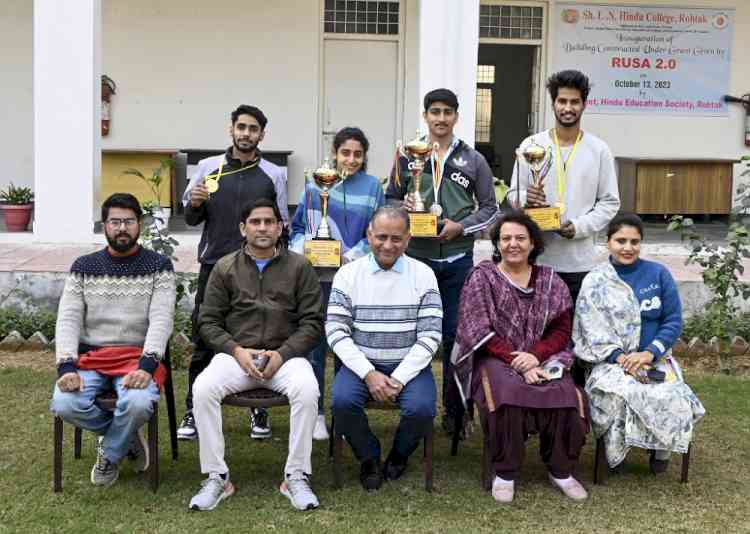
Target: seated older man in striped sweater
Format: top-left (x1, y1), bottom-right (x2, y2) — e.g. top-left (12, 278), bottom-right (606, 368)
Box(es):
top-left (327, 206), bottom-right (443, 492)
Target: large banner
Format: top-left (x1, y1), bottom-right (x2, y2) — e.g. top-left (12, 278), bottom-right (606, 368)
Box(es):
top-left (555, 3), bottom-right (734, 115)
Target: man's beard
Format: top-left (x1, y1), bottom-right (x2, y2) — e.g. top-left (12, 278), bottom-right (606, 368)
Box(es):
top-left (555, 110), bottom-right (581, 127)
top-left (233, 137), bottom-right (258, 154)
top-left (106, 232), bottom-right (138, 253)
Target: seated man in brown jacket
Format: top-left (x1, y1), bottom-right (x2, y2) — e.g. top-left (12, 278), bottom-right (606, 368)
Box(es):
top-left (188, 198), bottom-right (323, 512)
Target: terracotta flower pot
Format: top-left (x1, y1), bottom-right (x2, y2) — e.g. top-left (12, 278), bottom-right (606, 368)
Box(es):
top-left (1, 204), bottom-right (33, 232)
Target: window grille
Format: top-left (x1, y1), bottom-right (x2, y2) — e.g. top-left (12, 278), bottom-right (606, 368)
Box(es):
top-left (324, 0), bottom-right (400, 35)
top-left (479, 5), bottom-right (543, 39)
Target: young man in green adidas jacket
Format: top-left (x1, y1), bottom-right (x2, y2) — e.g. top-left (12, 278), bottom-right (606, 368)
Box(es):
top-left (386, 88), bottom-right (497, 437)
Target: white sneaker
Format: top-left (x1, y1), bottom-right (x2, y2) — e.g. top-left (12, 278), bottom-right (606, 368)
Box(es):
top-left (189, 474), bottom-right (235, 511)
top-left (491, 476), bottom-right (514, 503)
top-left (548, 474), bottom-right (588, 501)
top-left (280, 473), bottom-right (320, 511)
top-left (313, 414), bottom-right (329, 441)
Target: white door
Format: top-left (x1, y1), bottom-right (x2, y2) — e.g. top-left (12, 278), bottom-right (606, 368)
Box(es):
top-left (322, 39), bottom-right (399, 181)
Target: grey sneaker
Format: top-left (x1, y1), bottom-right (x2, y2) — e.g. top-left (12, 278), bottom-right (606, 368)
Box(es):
top-left (90, 442), bottom-right (119, 487)
top-left (127, 426), bottom-right (149, 472)
top-left (280, 473), bottom-right (320, 511)
top-left (189, 474), bottom-right (235, 511)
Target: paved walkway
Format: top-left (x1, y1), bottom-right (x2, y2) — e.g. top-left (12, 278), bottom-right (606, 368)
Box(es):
top-left (1, 236), bottom-right (748, 283)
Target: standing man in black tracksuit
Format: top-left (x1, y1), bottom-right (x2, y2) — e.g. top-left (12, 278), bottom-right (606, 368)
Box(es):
top-left (177, 105), bottom-right (289, 441)
top-left (387, 88), bottom-right (497, 440)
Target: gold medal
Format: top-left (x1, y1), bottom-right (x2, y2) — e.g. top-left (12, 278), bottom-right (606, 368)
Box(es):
top-left (205, 178), bottom-right (219, 193)
top-left (430, 203), bottom-right (443, 217)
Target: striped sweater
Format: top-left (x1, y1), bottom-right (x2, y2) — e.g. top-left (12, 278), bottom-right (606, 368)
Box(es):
top-left (55, 247), bottom-right (176, 377)
top-left (326, 253), bottom-right (442, 385)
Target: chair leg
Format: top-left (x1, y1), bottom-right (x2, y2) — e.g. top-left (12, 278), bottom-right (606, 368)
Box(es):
top-left (593, 436), bottom-right (608, 485)
top-left (328, 415), bottom-right (335, 459)
top-left (74, 427), bottom-right (82, 459)
top-left (424, 426), bottom-right (434, 493)
top-left (149, 402), bottom-right (159, 492)
top-left (450, 410), bottom-right (462, 457)
top-left (681, 443), bottom-right (691, 483)
top-left (480, 410), bottom-right (492, 492)
top-left (333, 431), bottom-right (343, 489)
top-left (54, 417), bottom-right (64, 492)
top-left (164, 370), bottom-right (178, 461)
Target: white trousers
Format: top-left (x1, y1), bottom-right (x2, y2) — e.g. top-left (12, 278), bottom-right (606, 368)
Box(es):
top-left (193, 353), bottom-right (319, 477)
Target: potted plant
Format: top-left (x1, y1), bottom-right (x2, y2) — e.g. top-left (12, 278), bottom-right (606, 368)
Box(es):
top-left (121, 158), bottom-right (173, 230)
top-left (0, 182), bottom-right (34, 232)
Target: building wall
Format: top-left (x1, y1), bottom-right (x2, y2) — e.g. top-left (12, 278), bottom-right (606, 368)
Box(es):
top-left (0, 0), bottom-right (34, 191)
top-left (100, 0), bottom-right (322, 203)
top-left (544, 0), bottom-right (750, 194)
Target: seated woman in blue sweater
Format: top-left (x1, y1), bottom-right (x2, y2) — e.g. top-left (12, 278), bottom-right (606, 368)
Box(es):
top-left (573, 213), bottom-right (705, 474)
top-left (290, 127), bottom-right (385, 441)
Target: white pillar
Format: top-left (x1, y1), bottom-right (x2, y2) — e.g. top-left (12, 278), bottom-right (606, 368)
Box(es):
top-left (34, 0), bottom-right (100, 243)
top-left (418, 0), bottom-right (479, 146)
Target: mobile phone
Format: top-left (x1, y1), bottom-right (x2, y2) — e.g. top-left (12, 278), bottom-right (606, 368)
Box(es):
top-left (253, 354), bottom-right (269, 373)
top-left (646, 369), bottom-right (666, 383)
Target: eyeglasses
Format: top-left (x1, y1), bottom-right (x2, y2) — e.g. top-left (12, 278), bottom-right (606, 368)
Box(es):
top-left (105, 218), bottom-right (138, 228)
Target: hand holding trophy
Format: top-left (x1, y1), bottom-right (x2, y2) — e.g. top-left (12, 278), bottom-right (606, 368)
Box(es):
top-left (396, 132), bottom-right (440, 237)
top-left (517, 140), bottom-right (560, 231)
top-left (303, 159), bottom-right (344, 268)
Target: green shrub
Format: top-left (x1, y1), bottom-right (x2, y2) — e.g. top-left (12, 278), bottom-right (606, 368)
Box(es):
top-left (0, 307), bottom-right (56, 340)
top-left (683, 311), bottom-right (750, 343)
top-left (173, 308), bottom-right (192, 339)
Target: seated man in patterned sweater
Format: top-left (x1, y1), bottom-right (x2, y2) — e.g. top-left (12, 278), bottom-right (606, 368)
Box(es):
top-left (50, 193), bottom-right (176, 487)
top-left (327, 207), bottom-right (443, 492)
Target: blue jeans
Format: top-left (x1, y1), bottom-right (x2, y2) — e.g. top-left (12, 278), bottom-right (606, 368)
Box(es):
top-left (310, 281), bottom-right (332, 416)
top-left (50, 370), bottom-right (160, 464)
top-left (332, 362), bottom-right (436, 462)
top-left (418, 253), bottom-right (474, 417)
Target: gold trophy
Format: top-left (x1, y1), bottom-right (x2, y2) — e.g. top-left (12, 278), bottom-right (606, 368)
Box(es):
top-left (303, 159), bottom-right (344, 268)
top-left (398, 132), bottom-right (438, 237)
top-left (519, 141), bottom-right (560, 231)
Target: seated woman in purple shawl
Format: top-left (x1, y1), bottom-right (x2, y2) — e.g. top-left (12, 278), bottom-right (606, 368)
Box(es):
top-left (452, 211), bottom-right (589, 503)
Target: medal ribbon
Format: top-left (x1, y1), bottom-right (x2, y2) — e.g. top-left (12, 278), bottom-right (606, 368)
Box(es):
top-left (553, 129), bottom-right (582, 210)
top-left (204, 157), bottom-right (261, 184)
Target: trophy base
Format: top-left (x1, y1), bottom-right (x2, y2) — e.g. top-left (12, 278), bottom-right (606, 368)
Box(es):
top-left (525, 206), bottom-right (561, 231)
top-left (408, 212), bottom-right (438, 237)
top-left (304, 239), bottom-right (342, 268)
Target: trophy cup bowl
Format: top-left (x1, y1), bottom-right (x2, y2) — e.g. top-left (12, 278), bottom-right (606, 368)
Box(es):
top-left (396, 133), bottom-right (438, 237)
top-left (401, 135), bottom-right (434, 213)
top-left (303, 161), bottom-right (344, 268)
top-left (311, 163), bottom-right (343, 240)
top-left (521, 142), bottom-right (551, 187)
top-left (518, 141), bottom-right (559, 231)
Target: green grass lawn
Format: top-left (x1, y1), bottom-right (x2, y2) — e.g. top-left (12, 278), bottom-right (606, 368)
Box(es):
top-left (1, 363), bottom-right (749, 534)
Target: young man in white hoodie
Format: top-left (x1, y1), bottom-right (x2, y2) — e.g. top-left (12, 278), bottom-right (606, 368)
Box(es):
top-left (509, 69), bottom-right (620, 385)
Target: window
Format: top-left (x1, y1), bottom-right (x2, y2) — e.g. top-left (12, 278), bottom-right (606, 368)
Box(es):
top-left (475, 88), bottom-right (493, 143)
top-left (477, 65), bottom-right (495, 84)
top-left (324, 0), bottom-right (400, 35)
top-left (479, 4), bottom-right (543, 39)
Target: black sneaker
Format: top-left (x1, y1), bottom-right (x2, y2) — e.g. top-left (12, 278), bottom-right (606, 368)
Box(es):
top-left (384, 450), bottom-right (408, 481)
top-left (359, 458), bottom-right (383, 492)
top-left (249, 408), bottom-right (272, 439)
top-left (649, 451), bottom-right (670, 475)
top-left (177, 412), bottom-right (197, 441)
